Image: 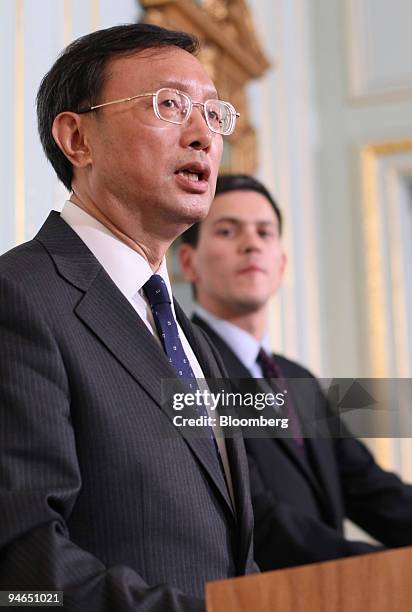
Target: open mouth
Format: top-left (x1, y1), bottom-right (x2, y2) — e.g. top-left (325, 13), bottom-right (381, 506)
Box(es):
top-left (177, 169), bottom-right (202, 182)
top-left (175, 162), bottom-right (211, 183)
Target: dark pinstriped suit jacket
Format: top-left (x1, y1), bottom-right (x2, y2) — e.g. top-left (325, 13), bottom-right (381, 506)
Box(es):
top-left (0, 212), bottom-right (256, 612)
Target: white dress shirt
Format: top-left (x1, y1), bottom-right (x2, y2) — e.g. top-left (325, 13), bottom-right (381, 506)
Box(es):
top-left (61, 201), bottom-right (234, 503)
top-left (61, 200), bottom-right (203, 371)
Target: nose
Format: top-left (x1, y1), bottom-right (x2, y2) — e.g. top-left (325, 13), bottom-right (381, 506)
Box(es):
top-left (180, 105), bottom-right (214, 151)
top-left (238, 227), bottom-right (262, 253)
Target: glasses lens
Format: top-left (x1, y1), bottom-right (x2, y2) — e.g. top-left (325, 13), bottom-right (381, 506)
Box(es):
top-left (155, 89), bottom-right (190, 124)
top-left (205, 100), bottom-right (235, 135)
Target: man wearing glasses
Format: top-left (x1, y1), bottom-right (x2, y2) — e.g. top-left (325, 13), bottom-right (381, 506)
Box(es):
top-left (0, 24), bottom-right (255, 611)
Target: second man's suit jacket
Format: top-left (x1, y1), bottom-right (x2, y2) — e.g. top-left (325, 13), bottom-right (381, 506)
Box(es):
top-left (0, 213), bottom-right (256, 612)
top-left (193, 314), bottom-right (412, 571)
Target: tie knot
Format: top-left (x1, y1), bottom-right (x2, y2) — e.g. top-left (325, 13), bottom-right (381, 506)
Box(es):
top-left (143, 274), bottom-right (171, 307)
top-left (257, 348), bottom-right (282, 379)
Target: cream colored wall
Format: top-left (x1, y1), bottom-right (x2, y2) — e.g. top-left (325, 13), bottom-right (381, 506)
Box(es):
top-left (0, 0), bottom-right (140, 253)
top-left (311, 0), bottom-right (412, 481)
top-left (247, 0), bottom-right (322, 376)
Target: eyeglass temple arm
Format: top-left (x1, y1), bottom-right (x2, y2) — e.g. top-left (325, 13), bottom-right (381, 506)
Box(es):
top-left (76, 93), bottom-right (154, 114)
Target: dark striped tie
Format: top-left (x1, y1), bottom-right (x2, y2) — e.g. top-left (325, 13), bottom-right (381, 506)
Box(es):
top-left (257, 347), bottom-right (305, 448)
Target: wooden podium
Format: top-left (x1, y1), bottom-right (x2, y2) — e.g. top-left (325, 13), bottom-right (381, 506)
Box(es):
top-left (206, 546), bottom-right (412, 611)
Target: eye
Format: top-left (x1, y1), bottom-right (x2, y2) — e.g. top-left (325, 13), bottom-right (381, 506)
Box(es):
top-left (156, 90), bottom-right (189, 119)
top-left (257, 226), bottom-right (277, 239)
top-left (207, 109), bottom-right (220, 121)
top-left (207, 108), bottom-right (223, 127)
top-left (216, 226), bottom-right (235, 238)
top-left (161, 98), bottom-right (179, 109)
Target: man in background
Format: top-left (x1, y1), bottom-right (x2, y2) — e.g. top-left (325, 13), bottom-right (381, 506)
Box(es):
top-left (179, 173), bottom-right (412, 571)
top-left (0, 26), bottom-right (256, 611)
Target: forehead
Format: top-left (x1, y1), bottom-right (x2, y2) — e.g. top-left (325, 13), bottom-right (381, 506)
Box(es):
top-left (102, 46), bottom-right (217, 99)
top-left (206, 189), bottom-right (278, 224)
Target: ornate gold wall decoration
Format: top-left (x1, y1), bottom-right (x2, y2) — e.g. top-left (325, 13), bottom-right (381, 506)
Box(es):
top-left (361, 139), bottom-right (412, 376)
top-left (361, 140), bottom-right (412, 478)
top-left (139, 0), bottom-right (270, 173)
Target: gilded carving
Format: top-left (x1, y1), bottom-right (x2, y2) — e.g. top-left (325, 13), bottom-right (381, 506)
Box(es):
top-left (201, 0), bottom-right (229, 21)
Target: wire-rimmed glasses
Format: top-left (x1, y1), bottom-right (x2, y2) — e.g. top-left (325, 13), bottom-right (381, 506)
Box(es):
top-left (76, 87), bottom-right (239, 136)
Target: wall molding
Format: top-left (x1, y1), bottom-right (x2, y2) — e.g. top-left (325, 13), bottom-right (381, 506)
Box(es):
top-left (361, 139), bottom-right (412, 377)
top-left (346, 0), bottom-right (412, 103)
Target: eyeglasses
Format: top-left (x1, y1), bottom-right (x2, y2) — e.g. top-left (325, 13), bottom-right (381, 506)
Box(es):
top-left (76, 87), bottom-right (239, 136)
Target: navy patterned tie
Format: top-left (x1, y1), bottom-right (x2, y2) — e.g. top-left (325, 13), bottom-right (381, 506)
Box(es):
top-left (143, 275), bottom-right (224, 466)
top-left (257, 348), bottom-right (305, 448)
top-left (143, 274), bottom-right (197, 388)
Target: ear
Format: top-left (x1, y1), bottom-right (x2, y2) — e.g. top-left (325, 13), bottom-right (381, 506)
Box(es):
top-left (52, 111), bottom-right (92, 169)
top-left (177, 243), bottom-right (199, 283)
top-left (279, 251), bottom-right (287, 280)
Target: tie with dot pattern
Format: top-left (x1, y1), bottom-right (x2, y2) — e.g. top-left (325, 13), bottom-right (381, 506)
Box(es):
top-left (143, 274), bottom-right (197, 388)
top-left (143, 274), bottom-right (224, 468)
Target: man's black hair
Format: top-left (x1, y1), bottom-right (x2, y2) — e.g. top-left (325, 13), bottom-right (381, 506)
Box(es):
top-left (181, 173), bottom-right (283, 247)
top-left (37, 23), bottom-right (199, 191)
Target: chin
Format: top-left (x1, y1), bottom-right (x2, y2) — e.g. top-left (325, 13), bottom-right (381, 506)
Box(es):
top-left (181, 200), bottom-right (211, 224)
top-left (233, 297), bottom-right (266, 314)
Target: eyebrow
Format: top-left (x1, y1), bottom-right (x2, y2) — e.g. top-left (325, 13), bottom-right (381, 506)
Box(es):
top-left (213, 217), bottom-right (277, 226)
top-left (156, 80), bottom-right (219, 99)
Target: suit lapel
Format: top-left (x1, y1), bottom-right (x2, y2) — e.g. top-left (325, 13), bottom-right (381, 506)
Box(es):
top-left (181, 307), bottom-right (259, 576)
top-left (224, 434), bottom-right (254, 570)
top-left (36, 213), bottom-right (234, 517)
top-left (75, 268), bottom-right (176, 407)
top-left (176, 304), bottom-right (238, 517)
top-left (277, 367), bottom-right (342, 519)
top-left (274, 380), bottom-right (330, 499)
top-left (189, 317), bottom-right (265, 558)
top-left (192, 315), bottom-right (330, 504)
top-left (187, 314), bottom-right (255, 562)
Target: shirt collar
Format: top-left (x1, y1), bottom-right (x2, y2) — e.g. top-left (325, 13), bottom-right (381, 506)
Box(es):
top-left (60, 200), bottom-right (173, 302)
top-left (194, 304), bottom-right (271, 370)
